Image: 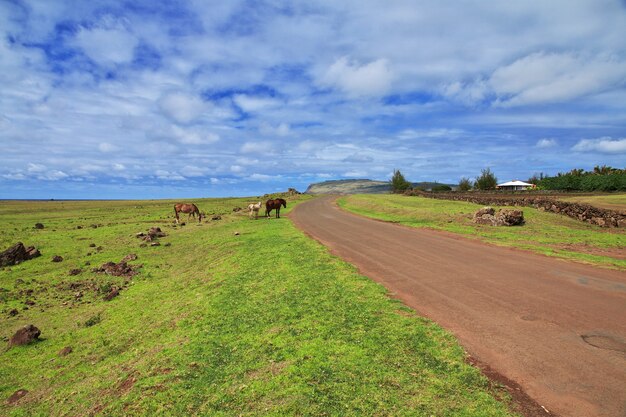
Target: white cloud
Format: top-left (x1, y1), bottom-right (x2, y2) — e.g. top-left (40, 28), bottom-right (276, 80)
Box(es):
top-left (112, 163), bottom-right (125, 171)
top-left (572, 137), bottom-right (626, 154)
top-left (241, 141), bottom-right (275, 154)
top-left (27, 163), bottom-right (47, 173)
top-left (170, 125), bottom-right (220, 145)
top-left (38, 170), bottom-right (69, 181)
top-left (99, 142), bottom-right (119, 153)
top-left (247, 173), bottom-right (281, 181)
top-left (343, 153), bottom-right (373, 163)
top-left (536, 138), bottom-right (558, 148)
top-left (320, 56), bottom-right (393, 97)
top-left (2, 172), bottom-right (26, 180)
top-left (155, 170), bottom-right (185, 180)
top-left (260, 122), bottom-right (290, 137)
top-left (159, 92), bottom-right (207, 124)
top-left (342, 170), bottom-right (368, 178)
top-left (181, 165), bottom-right (209, 177)
top-left (72, 24), bottom-right (138, 66)
top-left (491, 52), bottom-right (626, 107)
top-left (233, 95), bottom-right (282, 112)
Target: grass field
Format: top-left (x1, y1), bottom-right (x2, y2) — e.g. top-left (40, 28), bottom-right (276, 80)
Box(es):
top-left (338, 194), bottom-right (626, 270)
top-left (1, 196), bottom-right (517, 416)
top-left (558, 193), bottom-right (626, 213)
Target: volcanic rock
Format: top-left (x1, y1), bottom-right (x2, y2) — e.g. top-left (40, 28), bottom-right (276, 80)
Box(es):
top-left (1, 243), bottom-right (41, 267)
top-left (103, 287), bottom-right (120, 301)
top-left (495, 209), bottom-right (525, 226)
top-left (6, 389), bottom-right (28, 405)
top-left (8, 324), bottom-right (41, 347)
top-left (52, 255), bottom-right (63, 262)
top-left (34, 223), bottom-right (44, 229)
top-left (58, 346), bottom-right (73, 356)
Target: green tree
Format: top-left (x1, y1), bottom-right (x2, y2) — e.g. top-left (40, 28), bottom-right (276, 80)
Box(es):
top-left (390, 169), bottom-right (411, 193)
top-left (474, 168), bottom-right (498, 190)
top-left (458, 177), bottom-right (472, 191)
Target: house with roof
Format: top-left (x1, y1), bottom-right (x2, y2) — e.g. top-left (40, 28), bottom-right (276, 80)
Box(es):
top-left (496, 180), bottom-right (535, 191)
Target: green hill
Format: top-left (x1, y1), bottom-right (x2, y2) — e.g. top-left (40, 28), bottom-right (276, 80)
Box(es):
top-left (306, 179), bottom-right (456, 194)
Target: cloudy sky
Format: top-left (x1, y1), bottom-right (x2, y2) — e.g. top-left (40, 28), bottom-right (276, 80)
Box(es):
top-left (1, 0), bottom-right (626, 199)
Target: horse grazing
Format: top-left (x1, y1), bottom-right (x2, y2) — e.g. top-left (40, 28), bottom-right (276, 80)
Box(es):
top-left (174, 203), bottom-right (202, 224)
top-left (265, 198), bottom-right (287, 218)
top-left (247, 201), bottom-right (262, 219)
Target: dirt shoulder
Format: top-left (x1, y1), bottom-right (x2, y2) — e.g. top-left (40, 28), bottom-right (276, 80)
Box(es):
top-left (291, 196), bottom-right (626, 417)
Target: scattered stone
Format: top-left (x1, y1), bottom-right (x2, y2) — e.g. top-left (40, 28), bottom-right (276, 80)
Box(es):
top-left (69, 268), bottom-right (82, 276)
top-left (93, 258), bottom-right (141, 278)
top-left (96, 246), bottom-right (104, 252)
top-left (58, 346), bottom-right (72, 356)
top-left (34, 223), bottom-right (44, 229)
top-left (24, 300), bottom-right (35, 306)
top-left (86, 252), bottom-right (92, 256)
top-left (137, 227), bottom-right (167, 242)
top-left (1, 243), bottom-right (41, 267)
top-left (233, 207), bottom-right (242, 212)
top-left (76, 225), bottom-right (83, 229)
top-left (473, 207), bottom-right (525, 226)
top-left (52, 255), bottom-right (63, 262)
top-left (139, 243), bottom-right (147, 248)
top-left (150, 242), bottom-right (161, 247)
top-left (103, 287), bottom-right (120, 301)
top-left (74, 291), bottom-right (83, 299)
top-left (85, 261), bottom-right (90, 266)
top-left (496, 209), bottom-right (525, 226)
top-left (234, 231), bottom-right (240, 236)
top-left (89, 243), bottom-right (96, 248)
top-left (164, 242), bottom-right (171, 247)
top-left (8, 324), bottom-right (41, 347)
top-left (6, 389), bottom-right (28, 405)
top-left (211, 215), bottom-right (222, 221)
top-left (121, 254), bottom-right (138, 262)
top-left (90, 224), bottom-right (99, 229)
top-left (8, 308), bottom-right (18, 317)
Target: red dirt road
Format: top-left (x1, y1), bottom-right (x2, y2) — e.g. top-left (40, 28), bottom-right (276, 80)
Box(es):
top-left (290, 196), bottom-right (626, 417)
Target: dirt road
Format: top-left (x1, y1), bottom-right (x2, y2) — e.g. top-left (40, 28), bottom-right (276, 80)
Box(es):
top-left (290, 196), bottom-right (626, 417)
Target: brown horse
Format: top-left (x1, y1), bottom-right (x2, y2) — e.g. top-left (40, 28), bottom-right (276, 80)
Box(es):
top-left (265, 198), bottom-right (287, 218)
top-left (174, 203), bottom-right (202, 223)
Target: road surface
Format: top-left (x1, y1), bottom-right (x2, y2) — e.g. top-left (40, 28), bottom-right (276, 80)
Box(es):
top-left (290, 196), bottom-right (626, 417)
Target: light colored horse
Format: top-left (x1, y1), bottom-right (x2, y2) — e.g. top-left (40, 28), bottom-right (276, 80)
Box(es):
top-left (248, 201), bottom-right (262, 219)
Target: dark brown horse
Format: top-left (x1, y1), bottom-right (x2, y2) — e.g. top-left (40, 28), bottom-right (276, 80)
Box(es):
top-left (174, 203), bottom-right (202, 223)
top-left (265, 198), bottom-right (287, 218)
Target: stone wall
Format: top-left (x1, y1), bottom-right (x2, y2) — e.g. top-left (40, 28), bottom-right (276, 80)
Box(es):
top-left (405, 191), bottom-right (626, 228)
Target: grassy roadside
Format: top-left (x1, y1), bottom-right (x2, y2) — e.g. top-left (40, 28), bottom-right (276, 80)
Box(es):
top-left (558, 193), bottom-right (626, 212)
top-left (1, 197), bottom-right (517, 416)
top-left (337, 194), bottom-right (626, 270)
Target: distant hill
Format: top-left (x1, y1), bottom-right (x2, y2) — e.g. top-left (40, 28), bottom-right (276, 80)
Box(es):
top-left (305, 179), bottom-right (390, 194)
top-left (305, 179), bottom-right (456, 194)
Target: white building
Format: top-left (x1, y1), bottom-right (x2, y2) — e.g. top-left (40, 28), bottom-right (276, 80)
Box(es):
top-left (496, 180), bottom-right (535, 191)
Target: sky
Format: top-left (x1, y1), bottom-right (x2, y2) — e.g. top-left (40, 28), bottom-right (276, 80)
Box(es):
top-left (1, 0), bottom-right (626, 199)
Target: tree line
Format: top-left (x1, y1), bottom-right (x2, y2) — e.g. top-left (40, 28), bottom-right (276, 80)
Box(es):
top-left (390, 165), bottom-right (626, 193)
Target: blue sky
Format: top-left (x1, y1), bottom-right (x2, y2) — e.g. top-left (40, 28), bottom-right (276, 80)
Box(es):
top-left (1, 0), bottom-right (626, 199)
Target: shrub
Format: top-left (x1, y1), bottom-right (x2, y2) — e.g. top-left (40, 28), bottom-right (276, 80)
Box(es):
top-left (474, 168), bottom-right (498, 190)
top-left (432, 184), bottom-right (452, 192)
top-left (458, 177), bottom-right (472, 191)
top-left (390, 169), bottom-right (412, 193)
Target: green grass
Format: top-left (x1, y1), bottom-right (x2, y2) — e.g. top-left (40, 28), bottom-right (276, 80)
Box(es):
top-left (1, 196), bottom-right (516, 416)
top-left (558, 193), bottom-right (626, 212)
top-left (338, 194), bottom-right (626, 270)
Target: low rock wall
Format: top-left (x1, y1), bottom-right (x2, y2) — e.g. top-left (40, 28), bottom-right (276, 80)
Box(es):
top-left (406, 191), bottom-right (626, 228)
